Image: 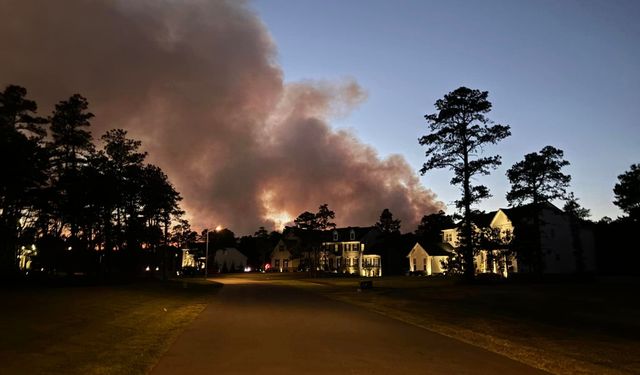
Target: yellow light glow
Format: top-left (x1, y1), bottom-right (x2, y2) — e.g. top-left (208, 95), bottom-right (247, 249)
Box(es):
top-left (215, 225), bottom-right (223, 232)
top-left (260, 189), bottom-right (292, 231)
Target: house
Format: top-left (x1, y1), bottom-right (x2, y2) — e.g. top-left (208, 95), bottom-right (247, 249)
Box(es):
top-left (213, 247), bottom-right (247, 272)
top-left (319, 227), bottom-right (382, 277)
top-left (269, 226), bottom-right (383, 277)
top-left (270, 238), bottom-right (302, 272)
top-left (440, 202), bottom-right (596, 275)
top-left (406, 241), bottom-right (453, 275)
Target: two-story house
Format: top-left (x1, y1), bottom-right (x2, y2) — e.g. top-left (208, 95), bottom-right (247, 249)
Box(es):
top-left (440, 202), bottom-right (595, 276)
top-left (320, 227), bottom-right (382, 277)
top-left (269, 226), bottom-right (383, 277)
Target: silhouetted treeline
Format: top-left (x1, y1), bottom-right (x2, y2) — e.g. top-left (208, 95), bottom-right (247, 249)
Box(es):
top-left (0, 85), bottom-right (183, 279)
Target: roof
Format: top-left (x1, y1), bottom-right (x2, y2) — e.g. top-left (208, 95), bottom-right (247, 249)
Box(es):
top-left (280, 226), bottom-right (382, 254)
top-left (323, 226), bottom-right (379, 243)
top-left (501, 202), bottom-right (562, 225)
top-left (416, 241), bottom-right (455, 256)
top-left (444, 202), bottom-right (564, 230)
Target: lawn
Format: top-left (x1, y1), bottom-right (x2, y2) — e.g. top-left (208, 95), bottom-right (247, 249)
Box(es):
top-left (0, 278), bottom-right (221, 375)
top-left (288, 275), bottom-right (640, 375)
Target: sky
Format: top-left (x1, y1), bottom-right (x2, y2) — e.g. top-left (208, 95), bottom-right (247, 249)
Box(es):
top-left (252, 0), bottom-right (640, 221)
top-left (1, 0), bottom-right (638, 234)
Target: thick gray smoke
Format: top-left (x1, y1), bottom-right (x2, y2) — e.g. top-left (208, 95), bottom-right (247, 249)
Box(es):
top-left (0, 0), bottom-right (443, 233)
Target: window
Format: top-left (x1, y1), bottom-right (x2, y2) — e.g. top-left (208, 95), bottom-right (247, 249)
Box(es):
top-left (333, 230), bottom-right (338, 241)
top-left (283, 259), bottom-right (289, 270)
top-left (423, 258), bottom-right (427, 271)
top-left (350, 229), bottom-right (355, 240)
top-left (444, 232), bottom-right (453, 242)
top-left (412, 258), bottom-right (416, 271)
top-left (275, 259), bottom-right (280, 269)
top-left (279, 245), bottom-right (284, 252)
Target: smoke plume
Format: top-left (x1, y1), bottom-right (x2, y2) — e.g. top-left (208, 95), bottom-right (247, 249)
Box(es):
top-left (0, 0), bottom-right (443, 233)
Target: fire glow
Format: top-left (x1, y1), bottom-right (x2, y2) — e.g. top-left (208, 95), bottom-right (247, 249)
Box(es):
top-left (0, 0), bottom-right (443, 233)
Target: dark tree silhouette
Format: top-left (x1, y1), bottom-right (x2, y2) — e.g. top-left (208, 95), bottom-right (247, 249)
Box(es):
top-left (506, 145), bottom-right (571, 274)
top-left (415, 210), bottom-right (455, 244)
top-left (48, 94), bottom-right (95, 250)
top-left (0, 85), bottom-right (48, 276)
top-left (419, 87), bottom-right (510, 279)
top-left (315, 203), bottom-right (336, 230)
top-left (506, 145), bottom-right (571, 205)
top-left (563, 192), bottom-right (591, 274)
top-left (376, 208), bottom-right (401, 233)
top-left (613, 164), bottom-right (640, 221)
top-left (0, 85), bottom-right (186, 278)
top-left (294, 211), bottom-right (319, 230)
top-left (563, 192), bottom-right (591, 220)
top-left (171, 219), bottom-right (197, 249)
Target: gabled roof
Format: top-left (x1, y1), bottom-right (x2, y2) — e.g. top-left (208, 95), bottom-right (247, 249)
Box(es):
top-left (417, 241), bottom-right (455, 256)
top-left (444, 202), bottom-right (563, 231)
top-left (501, 202), bottom-right (562, 225)
top-left (407, 241), bottom-right (454, 257)
top-left (324, 226), bottom-right (379, 243)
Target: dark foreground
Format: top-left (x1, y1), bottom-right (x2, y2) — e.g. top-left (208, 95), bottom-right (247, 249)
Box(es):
top-left (0, 280), bottom-right (220, 374)
top-left (151, 276), bottom-right (547, 375)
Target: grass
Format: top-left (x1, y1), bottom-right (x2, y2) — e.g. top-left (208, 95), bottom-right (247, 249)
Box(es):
top-left (0, 278), bottom-right (221, 375)
top-left (281, 275), bottom-right (640, 375)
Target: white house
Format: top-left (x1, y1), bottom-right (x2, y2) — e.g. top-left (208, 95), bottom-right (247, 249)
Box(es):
top-left (213, 247), bottom-right (247, 272)
top-left (441, 202), bottom-right (596, 275)
top-left (269, 226), bottom-right (383, 276)
top-left (406, 242), bottom-right (452, 275)
top-left (270, 239), bottom-right (301, 272)
top-left (320, 227), bottom-right (382, 277)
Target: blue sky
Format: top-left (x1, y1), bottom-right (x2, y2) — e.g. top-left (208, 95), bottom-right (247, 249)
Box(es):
top-left (251, 0), bottom-right (640, 220)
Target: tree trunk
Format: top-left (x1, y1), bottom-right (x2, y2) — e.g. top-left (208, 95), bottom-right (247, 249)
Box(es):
top-left (462, 146), bottom-right (475, 281)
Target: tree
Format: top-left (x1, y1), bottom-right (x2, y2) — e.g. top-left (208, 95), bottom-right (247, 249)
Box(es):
top-left (294, 211), bottom-right (319, 230)
top-left (563, 192), bottom-right (591, 273)
top-left (419, 87), bottom-right (511, 279)
top-left (0, 85), bottom-right (48, 276)
top-left (506, 145), bottom-right (571, 273)
top-left (613, 164), bottom-right (640, 221)
top-left (415, 210), bottom-right (455, 244)
top-left (171, 219), bottom-right (197, 249)
top-left (376, 208), bottom-right (401, 233)
top-left (563, 192), bottom-right (591, 220)
top-left (315, 203), bottom-right (336, 230)
top-left (506, 146), bottom-right (571, 206)
top-left (48, 94), bottom-right (95, 250)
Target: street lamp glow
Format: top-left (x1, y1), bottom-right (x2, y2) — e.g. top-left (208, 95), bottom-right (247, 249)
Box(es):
top-left (215, 225), bottom-right (223, 232)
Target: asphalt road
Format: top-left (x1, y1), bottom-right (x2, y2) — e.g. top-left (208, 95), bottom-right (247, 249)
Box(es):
top-left (151, 275), bottom-right (548, 374)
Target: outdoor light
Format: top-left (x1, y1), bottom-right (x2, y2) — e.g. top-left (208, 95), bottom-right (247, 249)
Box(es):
top-left (145, 266), bottom-right (150, 271)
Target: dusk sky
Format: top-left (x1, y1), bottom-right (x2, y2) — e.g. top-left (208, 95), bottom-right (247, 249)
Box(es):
top-left (253, 0), bottom-right (640, 221)
top-left (2, 0), bottom-right (639, 233)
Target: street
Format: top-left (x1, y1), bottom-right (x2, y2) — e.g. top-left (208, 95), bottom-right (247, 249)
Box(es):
top-left (151, 275), bottom-right (548, 374)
